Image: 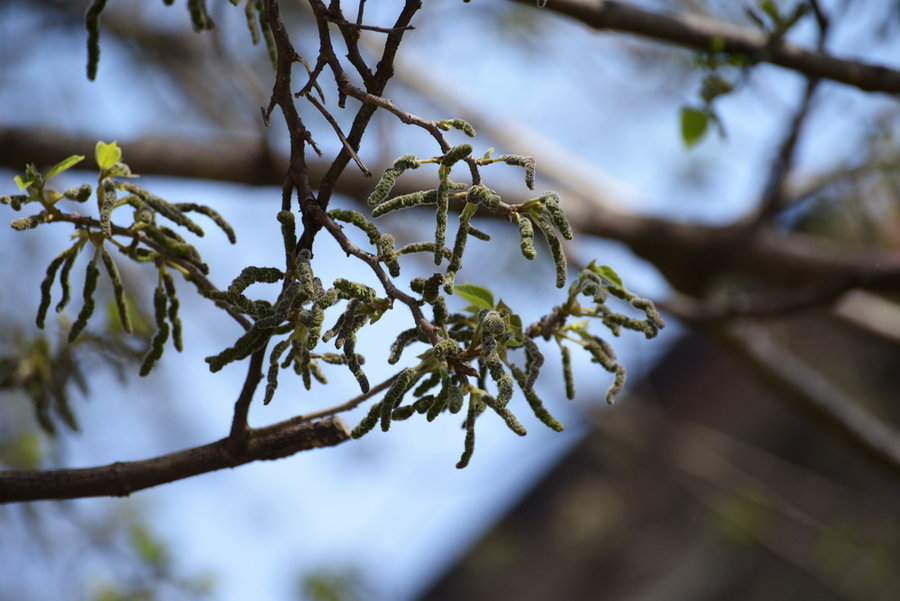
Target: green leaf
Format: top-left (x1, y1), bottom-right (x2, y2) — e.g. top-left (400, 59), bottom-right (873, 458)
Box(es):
top-left (95, 140), bottom-right (122, 170)
top-left (453, 283), bottom-right (494, 311)
top-left (760, 0), bottom-right (779, 23)
top-left (14, 175), bottom-right (34, 191)
top-left (45, 155), bottom-right (85, 180)
top-left (588, 261), bottom-right (628, 292)
top-left (680, 106), bottom-right (709, 148)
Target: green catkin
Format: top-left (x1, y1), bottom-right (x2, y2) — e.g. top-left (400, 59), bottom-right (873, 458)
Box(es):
top-left (631, 296), bottom-right (666, 334)
top-left (466, 185), bottom-right (500, 209)
top-left (397, 241), bottom-right (451, 259)
top-left (85, 0), bottom-right (108, 81)
top-left (523, 336), bottom-right (544, 391)
top-left (467, 225), bottom-right (491, 241)
top-left (509, 363), bottom-right (564, 432)
top-left (120, 183), bottom-right (204, 237)
top-left (297, 249), bottom-right (315, 297)
top-left (480, 394), bottom-right (527, 436)
top-left (500, 155), bottom-right (536, 190)
top-left (447, 205), bottom-right (473, 276)
top-left (162, 271), bottom-right (183, 351)
top-left (298, 340), bottom-right (313, 389)
top-left (368, 154), bottom-right (418, 207)
top-left (275, 210), bottom-right (296, 271)
top-left (264, 339), bottom-right (291, 405)
top-left (426, 378), bottom-right (449, 421)
top-left (11, 213), bottom-right (49, 231)
top-left (413, 371), bottom-right (441, 397)
top-left (244, 0), bottom-right (260, 44)
top-left (368, 170), bottom-right (400, 207)
top-left (378, 234), bottom-right (401, 277)
top-left (437, 119), bottom-right (476, 137)
top-left (316, 352), bottom-right (365, 366)
top-left (228, 266), bottom-right (283, 297)
top-left (413, 395), bottom-right (436, 414)
top-left (535, 220), bottom-right (567, 288)
top-left (205, 325), bottom-right (269, 373)
top-left (441, 144), bottom-right (473, 167)
top-left (351, 402), bottom-right (383, 438)
top-left (328, 209), bottom-right (381, 247)
top-left (98, 181), bottom-right (116, 238)
top-left (37, 245), bottom-right (78, 328)
top-left (63, 184), bottom-right (92, 203)
top-left (381, 368), bottom-right (418, 432)
top-left (388, 327), bottom-right (421, 364)
top-left (607, 364), bottom-right (626, 404)
top-left (143, 227), bottom-right (207, 272)
top-left (517, 216), bottom-right (536, 260)
top-left (541, 191), bottom-right (573, 240)
top-left (371, 190), bottom-right (436, 218)
top-left (391, 405), bottom-right (417, 421)
top-left (310, 359), bottom-right (327, 385)
top-left (1, 194), bottom-right (26, 210)
top-left (561, 344), bottom-right (575, 400)
top-left (409, 277), bottom-right (425, 294)
top-left (435, 181), bottom-right (449, 265)
top-left (333, 279), bottom-right (376, 303)
top-left (456, 396), bottom-right (478, 469)
top-left (393, 154), bottom-right (420, 171)
top-left (586, 336), bottom-right (618, 371)
top-left (321, 312), bottom-right (345, 345)
top-left (68, 255), bottom-right (100, 343)
top-left (426, 371), bottom-right (452, 421)
top-left (422, 273), bottom-right (443, 304)
top-left (56, 244), bottom-right (83, 313)
top-left (140, 284), bottom-right (170, 375)
top-left (187, 0), bottom-right (213, 31)
top-left (432, 297), bottom-right (448, 328)
top-left (447, 380), bottom-right (465, 414)
top-left (176, 203), bottom-right (237, 243)
top-left (307, 289), bottom-right (338, 350)
top-left (100, 247), bottom-right (132, 334)
top-left (344, 333), bottom-right (370, 394)
top-left (259, 6), bottom-right (276, 70)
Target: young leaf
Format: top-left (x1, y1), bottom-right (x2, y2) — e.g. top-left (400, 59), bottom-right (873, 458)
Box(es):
top-left (588, 262), bottom-right (627, 292)
top-left (680, 106), bottom-right (708, 148)
top-left (45, 155), bottom-right (85, 180)
top-left (14, 176), bottom-right (34, 191)
top-left (453, 283), bottom-right (494, 311)
top-left (95, 140), bottom-right (122, 170)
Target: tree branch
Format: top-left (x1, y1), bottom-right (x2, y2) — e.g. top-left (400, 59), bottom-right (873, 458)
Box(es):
top-left (719, 321), bottom-right (900, 476)
top-left (511, 0), bottom-right (900, 94)
top-left (0, 416), bottom-right (351, 503)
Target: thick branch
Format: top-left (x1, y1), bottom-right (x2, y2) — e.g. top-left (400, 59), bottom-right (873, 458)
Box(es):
top-left (512, 0), bottom-right (900, 94)
top-left (0, 416), bottom-right (350, 503)
top-left (7, 127), bottom-right (900, 298)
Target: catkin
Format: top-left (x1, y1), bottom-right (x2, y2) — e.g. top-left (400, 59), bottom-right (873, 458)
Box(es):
top-left (68, 257), bottom-right (100, 343)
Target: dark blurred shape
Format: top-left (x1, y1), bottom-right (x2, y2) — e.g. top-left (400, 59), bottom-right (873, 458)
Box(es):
top-left (419, 323), bottom-right (900, 601)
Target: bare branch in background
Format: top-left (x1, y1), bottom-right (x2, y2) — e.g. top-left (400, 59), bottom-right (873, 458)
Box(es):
top-left (510, 0), bottom-right (900, 94)
top-left (720, 321), bottom-right (900, 476)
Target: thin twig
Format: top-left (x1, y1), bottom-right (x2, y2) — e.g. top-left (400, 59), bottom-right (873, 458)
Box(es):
top-left (305, 94), bottom-right (371, 176)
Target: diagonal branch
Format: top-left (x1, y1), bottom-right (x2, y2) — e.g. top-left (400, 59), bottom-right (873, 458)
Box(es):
top-left (0, 416), bottom-right (351, 503)
top-left (719, 320), bottom-right (900, 476)
top-left (510, 0), bottom-right (900, 94)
